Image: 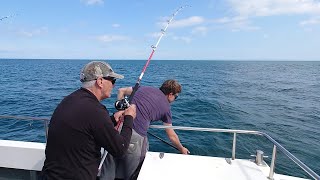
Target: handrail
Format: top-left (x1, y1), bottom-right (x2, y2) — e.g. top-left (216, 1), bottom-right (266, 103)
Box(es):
top-left (0, 115), bottom-right (49, 121)
top-left (149, 125), bottom-right (320, 180)
top-left (0, 115), bottom-right (50, 141)
top-left (0, 116), bottom-right (318, 179)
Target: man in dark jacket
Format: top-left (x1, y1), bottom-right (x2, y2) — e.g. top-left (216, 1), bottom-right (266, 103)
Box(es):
top-left (41, 61), bottom-right (136, 180)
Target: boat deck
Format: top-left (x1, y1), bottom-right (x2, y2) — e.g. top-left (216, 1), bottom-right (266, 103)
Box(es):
top-left (1, 122), bottom-right (319, 180)
top-left (138, 152), bottom-right (307, 180)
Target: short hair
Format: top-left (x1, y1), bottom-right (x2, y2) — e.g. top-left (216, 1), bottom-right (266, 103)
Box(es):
top-left (81, 80), bottom-right (96, 89)
top-left (159, 79), bottom-right (182, 95)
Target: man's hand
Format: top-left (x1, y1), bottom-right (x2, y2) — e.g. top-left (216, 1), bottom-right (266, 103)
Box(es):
top-left (124, 104), bottom-right (136, 119)
top-left (113, 104), bottom-right (136, 122)
top-left (113, 110), bottom-right (125, 122)
top-left (180, 147), bottom-right (190, 155)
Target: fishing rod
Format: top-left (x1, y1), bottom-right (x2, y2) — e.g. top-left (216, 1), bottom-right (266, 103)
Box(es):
top-left (114, 5), bottom-right (188, 111)
top-left (0, 16), bottom-right (9, 21)
top-left (0, 13), bottom-right (17, 21)
top-left (98, 6), bottom-right (188, 173)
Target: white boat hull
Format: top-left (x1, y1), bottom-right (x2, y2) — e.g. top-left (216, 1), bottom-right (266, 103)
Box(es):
top-left (0, 140), bottom-right (309, 180)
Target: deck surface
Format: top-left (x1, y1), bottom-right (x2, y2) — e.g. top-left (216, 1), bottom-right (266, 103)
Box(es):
top-left (138, 152), bottom-right (269, 180)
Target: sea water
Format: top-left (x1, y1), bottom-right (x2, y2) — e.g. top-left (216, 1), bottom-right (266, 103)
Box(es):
top-left (0, 59), bottom-right (319, 178)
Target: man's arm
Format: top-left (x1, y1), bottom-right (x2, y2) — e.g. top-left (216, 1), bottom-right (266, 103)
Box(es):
top-left (111, 110), bottom-right (125, 126)
top-left (93, 105), bottom-right (136, 157)
top-left (164, 122), bottom-right (190, 154)
top-left (117, 87), bottom-right (133, 100)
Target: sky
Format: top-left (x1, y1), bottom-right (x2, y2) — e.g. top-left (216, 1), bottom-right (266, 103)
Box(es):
top-left (0, 0), bottom-right (320, 60)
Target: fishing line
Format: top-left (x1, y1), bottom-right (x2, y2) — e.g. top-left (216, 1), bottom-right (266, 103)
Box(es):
top-left (98, 6), bottom-right (188, 173)
top-left (148, 131), bottom-right (179, 151)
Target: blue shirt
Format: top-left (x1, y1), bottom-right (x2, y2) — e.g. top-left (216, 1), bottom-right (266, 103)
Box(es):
top-left (131, 86), bottom-right (172, 136)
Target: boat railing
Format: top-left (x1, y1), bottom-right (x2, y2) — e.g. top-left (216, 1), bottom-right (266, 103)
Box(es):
top-left (149, 125), bottom-right (320, 180)
top-left (0, 115), bottom-right (318, 180)
top-left (0, 115), bottom-right (49, 140)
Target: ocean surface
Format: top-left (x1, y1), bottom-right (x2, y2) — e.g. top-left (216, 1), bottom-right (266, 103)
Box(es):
top-left (0, 59), bottom-right (319, 178)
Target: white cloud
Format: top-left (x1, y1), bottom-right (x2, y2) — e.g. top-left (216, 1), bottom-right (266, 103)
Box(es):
top-left (158, 16), bottom-right (205, 28)
top-left (228, 0), bottom-right (320, 17)
top-left (300, 16), bottom-right (320, 26)
top-left (214, 16), bottom-right (247, 23)
top-left (81, 0), bottom-right (104, 6)
top-left (96, 34), bottom-right (130, 43)
top-left (213, 16), bottom-right (260, 31)
top-left (172, 36), bottom-right (192, 43)
top-left (112, 24), bottom-right (120, 28)
top-left (19, 27), bottom-right (48, 37)
top-left (222, 0), bottom-right (320, 30)
top-left (191, 26), bottom-right (208, 36)
top-left (147, 32), bottom-right (163, 38)
top-left (303, 27), bottom-right (314, 32)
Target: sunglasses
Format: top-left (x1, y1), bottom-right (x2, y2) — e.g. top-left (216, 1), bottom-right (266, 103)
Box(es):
top-left (174, 94), bottom-right (178, 100)
top-left (102, 77), bottom-right (116, 85)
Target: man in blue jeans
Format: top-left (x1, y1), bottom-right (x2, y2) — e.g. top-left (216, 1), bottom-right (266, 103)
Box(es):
top-left (101, 79), bottom-right (189, 180)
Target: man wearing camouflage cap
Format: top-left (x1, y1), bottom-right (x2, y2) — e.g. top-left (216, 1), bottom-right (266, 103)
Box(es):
top-left (41, 61), bottom-right (136, 180)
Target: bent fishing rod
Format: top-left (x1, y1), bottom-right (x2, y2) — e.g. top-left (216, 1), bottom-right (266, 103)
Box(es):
top-left (114, 5), bottom-right (188, 111)
top-left (98, 6), bottom-right (188, 172)
top-left (0, 13), bottom-right (18, 21)
top-left (0, 16), bottom-right (9, 21)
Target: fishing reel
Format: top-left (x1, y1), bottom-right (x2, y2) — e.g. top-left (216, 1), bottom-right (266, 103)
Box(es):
top-left (115, 97), bottom-right (130, 110)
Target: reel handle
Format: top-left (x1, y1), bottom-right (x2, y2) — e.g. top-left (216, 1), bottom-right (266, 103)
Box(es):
top-left (115, 98), bottom-right (130, 110)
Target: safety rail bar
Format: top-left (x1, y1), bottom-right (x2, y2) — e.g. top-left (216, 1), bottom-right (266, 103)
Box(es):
top-left (149, 125), bottom-right (320, 180)
top-left (0, 115), bottom-right (49, 141)
top-left (0, 115), bottom-right (318, 179)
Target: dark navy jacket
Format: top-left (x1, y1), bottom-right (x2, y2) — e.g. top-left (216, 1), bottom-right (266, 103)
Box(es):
top-left (42, 88), bottom-right (133, 180)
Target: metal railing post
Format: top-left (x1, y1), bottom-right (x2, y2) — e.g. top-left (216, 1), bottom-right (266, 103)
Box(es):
top-left (44, 120), bottom-right (49, 141)
top-left (269, 145), bottom-right (277, 179)
top-left (232, 133), bottom-right (236, 160)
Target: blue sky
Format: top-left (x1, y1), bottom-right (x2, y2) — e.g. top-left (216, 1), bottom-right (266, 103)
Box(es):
top-left (1, 0), bottom-right (319, 60)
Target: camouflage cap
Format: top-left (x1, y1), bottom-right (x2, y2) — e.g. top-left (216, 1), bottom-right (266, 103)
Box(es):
top-left (80, 61), bottom-right (124, 82)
